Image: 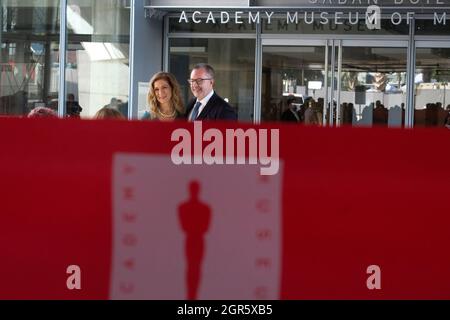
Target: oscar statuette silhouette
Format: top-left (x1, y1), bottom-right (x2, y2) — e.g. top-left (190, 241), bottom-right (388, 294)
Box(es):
top-left (178, 181), bottom-right (212, 300)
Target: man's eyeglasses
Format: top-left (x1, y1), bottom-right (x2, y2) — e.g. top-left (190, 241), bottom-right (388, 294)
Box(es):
top-left (187, 78), bottom-right (212, 85)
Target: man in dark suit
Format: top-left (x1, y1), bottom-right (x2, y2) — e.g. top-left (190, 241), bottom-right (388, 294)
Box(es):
top-left (281, 96), bottom-right (301, 123)
top-left (186, 63), bottom-right (237, 121)
top-left (66, 94), bottom-right (83, 118)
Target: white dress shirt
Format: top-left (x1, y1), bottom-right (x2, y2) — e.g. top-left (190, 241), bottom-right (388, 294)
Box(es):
top-left (189, 90), bottom-right (215, 121)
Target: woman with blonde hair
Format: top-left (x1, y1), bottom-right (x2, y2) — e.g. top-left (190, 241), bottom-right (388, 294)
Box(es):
top-left (143, 72), bottom-right (184, 121)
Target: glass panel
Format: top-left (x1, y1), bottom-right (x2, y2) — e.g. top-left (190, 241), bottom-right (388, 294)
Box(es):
top-left (169, 16), bottom-right (257, 33)
top-left (261, 45), bottom-right (326, 124)
top-left (262, 17), bottom-right (409, 35)
top-left (339, 46), bottom-right (407, 127)
top-left (415, 18), bottom-right (450, 36)
top-left (66, 0), bottom-right (130, 118)
top-left (0, 0), bottom-right (60, 116)
top-left (169, 38), bottom-right (255, 122)
top-left (414, 48), bottom-right (450, 128)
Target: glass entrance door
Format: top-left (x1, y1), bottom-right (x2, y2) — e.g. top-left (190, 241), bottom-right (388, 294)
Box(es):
top-left (337, 40), bottom-right (408, 128)
top-left (261, 40), bottom-right (328, 125)
top-left (414, 42), bottom-right (450, 128)
top-left (260, 39), bottom-right (408, 128)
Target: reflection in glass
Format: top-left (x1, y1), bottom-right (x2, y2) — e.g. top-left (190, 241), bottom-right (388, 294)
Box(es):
top-left (416, 19), bottom-right (450, 36)
top-left (0, 0), bottom-right (60, 116)
top-left (169, 38), bottom-right (255, 122)
top-left (169, 17), bottom-right (256, 34)
top-left (262, 46), bottom-right (326, 124)
top-left (66, 0), bottom-right (130, 118)
top-left (340, 47), bottom-right (407, 127)
top-left (262, 17), bottom-right (409, 35)
top-left (415, 48), bottom-right (450, 128)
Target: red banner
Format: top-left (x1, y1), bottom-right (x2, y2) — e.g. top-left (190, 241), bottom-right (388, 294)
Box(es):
top-left (0, 117), bottom-right (449, 299)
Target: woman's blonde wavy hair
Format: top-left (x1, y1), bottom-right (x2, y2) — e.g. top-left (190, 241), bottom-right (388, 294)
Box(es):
top-left (147, 72), bottom-right (185, 117)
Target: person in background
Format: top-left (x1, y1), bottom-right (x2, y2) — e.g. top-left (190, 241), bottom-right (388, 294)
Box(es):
top-left (281, 96), bottom-right (300, 123)
top-left (304, 99), bottom-right (321, 125)
top-left (66, 94), bottom-right (83, 118)
top-left (143, 72), bottom-right (184, 121)
top-left (27, 107), bottom-right (58, 118)
top-left (94, 107), bottom-right (126, 120)
top-left (444, 105), bottom-right (450, 129)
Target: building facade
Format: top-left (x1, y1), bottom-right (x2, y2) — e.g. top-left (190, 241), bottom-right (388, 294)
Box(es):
top-left (1, 0), bottom-right (450, 128)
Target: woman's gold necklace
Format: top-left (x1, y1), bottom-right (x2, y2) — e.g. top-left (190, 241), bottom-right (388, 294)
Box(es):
top-left (157, 107), bottom-right (176, 119)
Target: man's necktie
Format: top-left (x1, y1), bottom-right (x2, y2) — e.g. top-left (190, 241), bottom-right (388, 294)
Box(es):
top-left (190, 101), bottom-right (202, 121)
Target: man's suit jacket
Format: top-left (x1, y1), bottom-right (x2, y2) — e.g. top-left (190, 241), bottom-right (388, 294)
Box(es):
top-left (281, 109), bottom-right (300, 122)
top-left (185, 92), bottom-right (238, 121)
